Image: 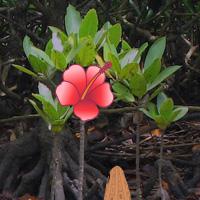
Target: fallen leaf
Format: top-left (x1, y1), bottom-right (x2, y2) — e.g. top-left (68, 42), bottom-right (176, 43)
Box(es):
top-left (104, 166), bottom-right (131, 200)
top-left (151, 129), bottom-right (161, 137)
top-left (192, 144), bottom-right (200, 153)
top-left (18, 194), bottom-right (38, 200)
top-left (9, 130), bottom-right (17, 141)
top-left (162, 180), bottom-right (169, 191)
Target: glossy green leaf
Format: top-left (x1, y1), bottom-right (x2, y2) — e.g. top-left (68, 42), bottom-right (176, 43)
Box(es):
top-left (157, 92), bottom-right (168, 111)
top-left (147, 102), bottom-right (158, 117)
top-left (144, 37), bottom-right (166, 69)
top-left (120, 63), bottom-right (139, 79)
top-left (147, 65), bottom-right (181, 91)
top-left (79, 9), bottom-right (98, 38)
top-left (49, 26), bottom-right (68, 41)
top-left (130, 73), bottom-right (147, 98)
top-left (144, 59), bottom-right (161, 83)
top-left (13, 64), bottom-right (37, 77)
top-left (159, 98), bottom-right (174, 121)
top-left (103, 41), bottom-right (117, 61)
top-left (108, 23), bottom-right (122, 47)
top-left (135, 42), bottom-right (148, 63)
top-left (171, 106), bottom-right (188, 122)
top-left (28, 54), bottom-right (48, 74)
top-left (65, 4), bottom-right (82, 35)
top-left (138, 42), bottom-right (148, 54)
top-left (23, 36), bottom-right (33, 57)
top-left (75, 37), bottom-right (96, 66)
top-left (108, 53), bottom-right (121, 75)
top-left (120, 48), bottom-right (138, 67)
top-left (45, 39), bottom-right (53, 57)
top-left (153, 115), bottom-right (168, 129)
top-left (56, 101), bottom-right (70, 118)
top-left (38, 82), bottom-right (54, 105)
top-left (51, 50), bottom-right (67, 70)
top-left (140, 108), bottom-right (154, 119)
top-left (94, 28), bottom-right (107, 49)
top-left (121, 40), bottom-right (131, 51)
top-left (29, 99), bottom-right (49, 124)
top-left (112, 82), bottom-right (135, 102)
top-left (33, 94), bottom-right (59, 121)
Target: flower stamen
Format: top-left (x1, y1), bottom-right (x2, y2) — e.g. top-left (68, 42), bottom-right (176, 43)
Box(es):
top-left (81, 62), bottom-right (112, 100)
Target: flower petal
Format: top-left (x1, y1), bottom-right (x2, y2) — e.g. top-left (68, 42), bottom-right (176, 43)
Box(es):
top-left (63, 65), bottom-right (86, 95)
top-left (86, 66), bottom-right (105, 93)
top-left (87, 83), bottom-right (113, 107)
top-left (74, 99), bottom-right (99, 121)
top-left (56, 81), bottom-right (80, 106)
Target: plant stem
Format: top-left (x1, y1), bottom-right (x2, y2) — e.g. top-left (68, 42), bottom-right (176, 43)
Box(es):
top-left (136, 125), bottom-right (142, 199)
top-left (51, 133), bottom-right (65, 200)
top-left (78, 120), bottom-right (86, 200)
top-left (159, 129), bottom-right (165, 199)
top-left (134, 111), bottom-right (143, 199)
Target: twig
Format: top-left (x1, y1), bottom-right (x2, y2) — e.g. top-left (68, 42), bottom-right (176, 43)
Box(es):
top-left (101, 106), bottom-right (139, 114)
top-left (79, 121), bottom-right (86, 200)
top-left (0, 62), bottom-right (21, 100)
top-left (159, 129), bottom-right (165, 200)
top-left (136, 127), bottom-right (142, 199)
top-left (0, 114), bottom-right (39, 124)
top-left (0, 13), bottom-right (44, 44)
top-left (121, 18), bottom-right (157, 41)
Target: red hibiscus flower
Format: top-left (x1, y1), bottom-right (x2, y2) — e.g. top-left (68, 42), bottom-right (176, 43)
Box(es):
top-left (56, 62), bottom-right (113, 121)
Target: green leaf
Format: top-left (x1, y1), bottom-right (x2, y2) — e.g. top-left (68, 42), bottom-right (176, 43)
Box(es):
top-left (138, 42), bottom-right (148, 55)
top-left (24, 39), bottom-right (54, 75)
top-left (38, 82), bottom-right (54, 105)
top-left (130, 73), bottom-right (147, 98)
top-left (120, 63), bottom-right (139, 79)
top-left (147, 65), bottom-right (181, 91)
top-left (171, 106), bottom-right (188, 122)
top-left (28, 54), bottom-right (48, 74)
top-left (112, 82), bottom-right (135, 102)
top-left (159, 98), bottom-right (174, 121)
top-left (121, 40), bottom-right (131, 51)
top-left (120, 48), bottom-right (138, 67)
top-left (140, 108), bottom-right (154, 119)
top-left (65, 4), bottom-right (82, 35)
top-left (29, 99), bottom-right (49, 124)
top-left (23, 36), bottom-right (33, 57)
top-left (144, 37), bottom-right (166, 69)
top-left (33, 94), bottom-right (59, 121)
top-left (108, 53), bottom-right (121, 75)
top-left (94, 28), bottom-right (107, 49)
top-left (153, 115), bottom-right (168, 129)
top-left (157, 92), bottom-right (168, 111)
top-left (56, 101), bottom-right (70, 118)
top-left (45, 39), bottom-right (53, 57)
top-left (75, 37), bottom-right (96, 66)
top-left (147, 102), bottom-right (158, 117)
top-left (65, 43), bottom-right (83, 65)
top-left (49, 26), bottom-right (68, 41)
top-left (13, 64), bottom-right (37, 77)
top-left (108, 23), bottom-right (122, 47)
top-left (51, 50), bottom-right (67, 70)
top-left (144, 59), bottom-right (161, 83)
top-left (103, 41), bottom-right (118, 61)
top-left (134, 42), bottom-right (148, 63)
top-left (79, 9), bottom-right (98, 38)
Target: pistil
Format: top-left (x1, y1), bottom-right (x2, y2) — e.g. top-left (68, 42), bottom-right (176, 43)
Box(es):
top-left (81, 62), bottom-right (112, 100)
